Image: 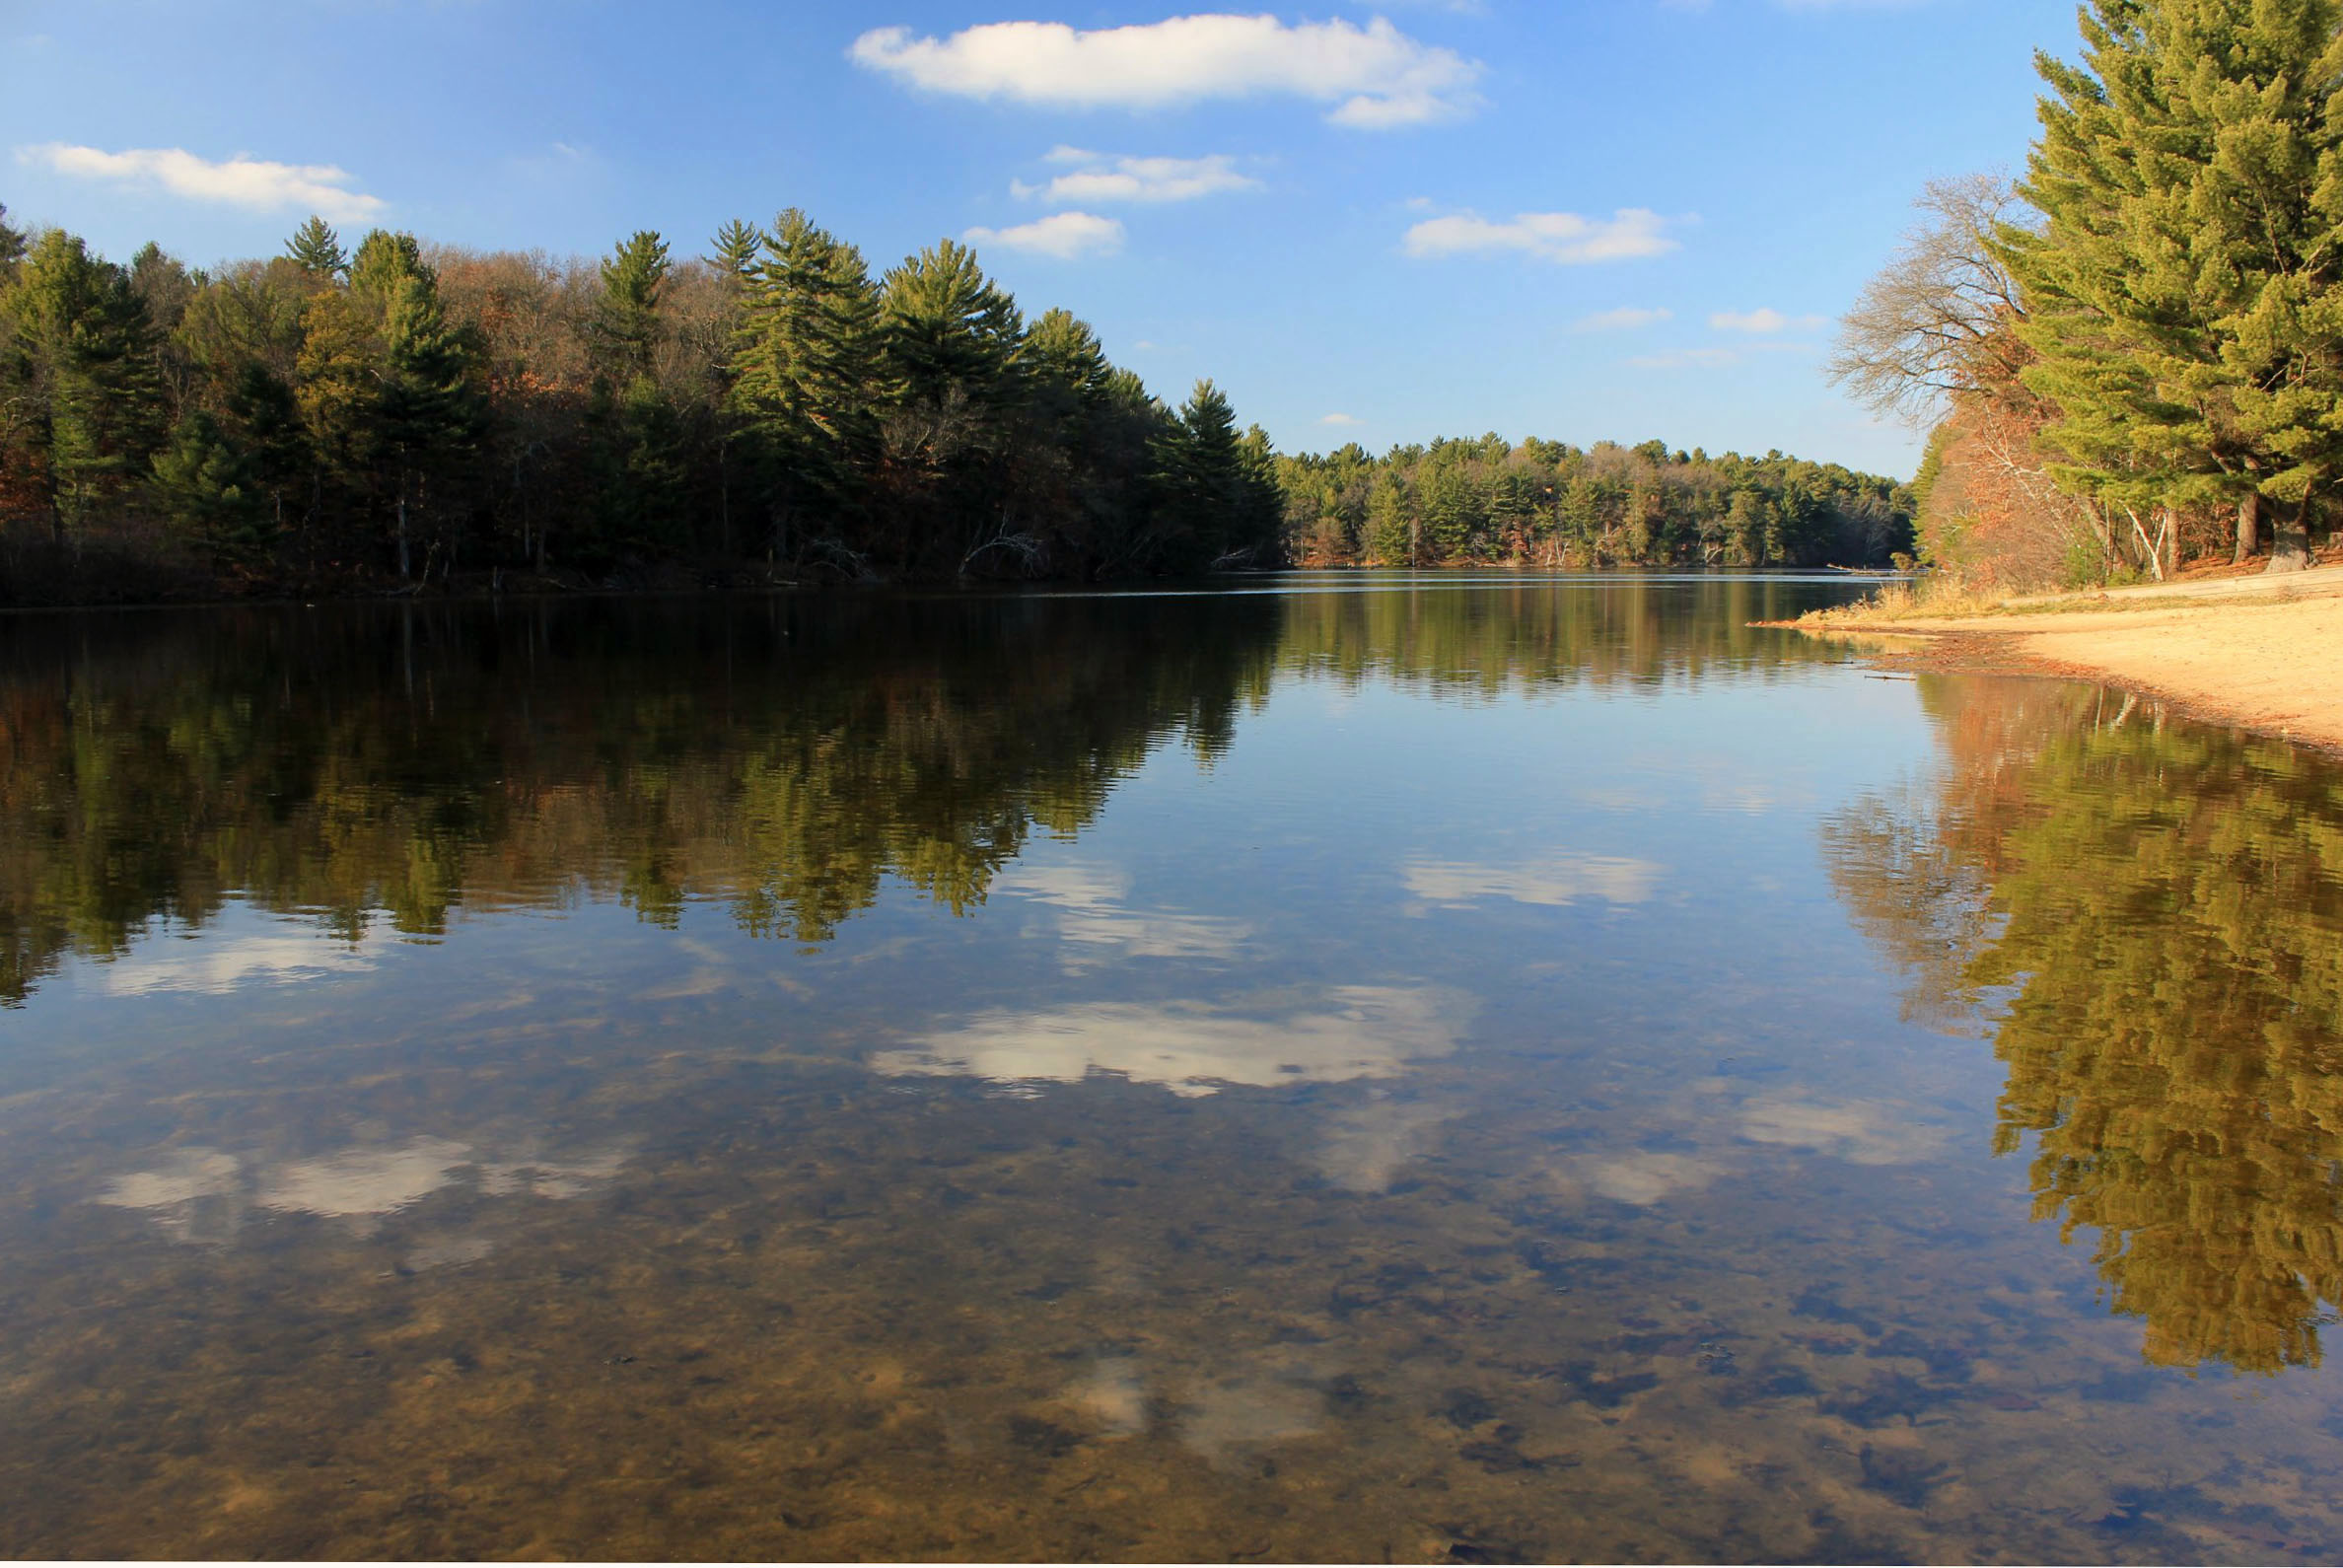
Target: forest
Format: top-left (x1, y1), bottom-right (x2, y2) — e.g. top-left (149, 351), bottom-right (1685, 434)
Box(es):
top-left (0, 200), bottom-right (1912, 604)
top-left (1833, 0), bottom-right (2343, 588)
top-left (1276, 435), bottom-right (1911, 569)
top-left (0, 206), bottom-right (1287, 601)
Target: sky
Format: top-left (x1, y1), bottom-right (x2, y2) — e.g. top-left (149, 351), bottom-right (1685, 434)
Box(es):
top-left (0, 0), bottom-right (2073, 478)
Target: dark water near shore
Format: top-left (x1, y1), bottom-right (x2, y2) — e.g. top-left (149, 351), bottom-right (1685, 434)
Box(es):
top-left (4, 574), bottom-right (2343, 1562)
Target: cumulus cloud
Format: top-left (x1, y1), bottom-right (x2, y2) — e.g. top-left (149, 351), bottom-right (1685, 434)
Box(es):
top-left (1710, 307), bottom-right (1825, 333)
top-left (850, 15), bottom-right (1483, 127)
top-left (22, 143), bottom-right (386, 221)
top-left (964, 210), bottom-right (1125, 259)
top-left (1018, 150), bottom-right (1260, 204)
top-left (1403, 208), bottom-right (1676, 263)
top-left (1573, 306), bottom-right (1672, 332)
top-left (1320, 412), bottom-right (1363, 426)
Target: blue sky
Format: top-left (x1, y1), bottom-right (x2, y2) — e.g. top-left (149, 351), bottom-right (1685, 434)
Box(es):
top-left (2, 1), bottom-right (2069, 477)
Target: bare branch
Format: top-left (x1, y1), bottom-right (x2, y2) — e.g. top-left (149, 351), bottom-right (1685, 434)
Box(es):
top-left (1827, 173), bottom-right (2033, 426)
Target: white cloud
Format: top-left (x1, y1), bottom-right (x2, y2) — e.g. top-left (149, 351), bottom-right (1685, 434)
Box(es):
top-left (964, 210), bottom-right (1125, 259)
top-left (22, 143), bottom-right (385, 222)
top-left (1573, 306), bottom-right (1672, 332)
top-left (850, 15), bottom-right (1482, 127)
top-left (1018, 151), bottom-right (1260, 204)
top-left (1710, 308), bottom-right (1825, 333)
top-left (1320, 412), bottom-right (1363, 426)
top-left (1402, 854), bottom-right (1664, 906)
top-left (1403, 208), bottom-right (1677, 263)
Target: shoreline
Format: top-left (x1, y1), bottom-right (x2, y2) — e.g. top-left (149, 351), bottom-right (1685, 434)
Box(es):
top-left (1780, 564), bottom-right (2343, 757)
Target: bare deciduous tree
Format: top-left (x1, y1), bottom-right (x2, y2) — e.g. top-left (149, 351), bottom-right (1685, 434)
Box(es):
top-left (1826, 174), bottom-right (2030, 426)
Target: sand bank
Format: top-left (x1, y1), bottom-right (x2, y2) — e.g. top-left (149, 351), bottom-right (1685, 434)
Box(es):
top-left (1794, 564), bottom-right (2343, 754)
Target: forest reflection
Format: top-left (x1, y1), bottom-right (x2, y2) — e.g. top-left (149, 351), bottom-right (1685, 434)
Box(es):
top-left (0, 577), bottom-right (1840, 1007)
top-left (1825, 675), bottom-right (2343, 1375)
top-left (0, 593), bottom-right (1284, 1004)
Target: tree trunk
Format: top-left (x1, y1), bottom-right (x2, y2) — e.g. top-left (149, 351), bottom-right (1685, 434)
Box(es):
top-left (396, 478), bottom-right (411, 581)
top-left (2160, 506), bottom-right (2178, 579)
top-left (2235, 490), bottom-right (2260, 565)
top-left (2266, 495), bottom-right (2312, 573)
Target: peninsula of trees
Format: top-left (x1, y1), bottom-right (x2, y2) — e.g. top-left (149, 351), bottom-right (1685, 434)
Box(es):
top-left (0, 201), bottom-right (1911, 604)
top-left (1834, 0), bottom-right (2343, 588)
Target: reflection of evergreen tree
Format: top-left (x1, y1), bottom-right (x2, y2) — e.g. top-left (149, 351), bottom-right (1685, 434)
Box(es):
top-left (0, 595), bottom-right (1281, 1004)
top-left (1827, 678), bottom-right (2343, 1373)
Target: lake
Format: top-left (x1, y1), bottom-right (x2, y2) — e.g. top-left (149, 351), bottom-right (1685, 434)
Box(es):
top-left (3, 574), bottom-right (2340, 1562)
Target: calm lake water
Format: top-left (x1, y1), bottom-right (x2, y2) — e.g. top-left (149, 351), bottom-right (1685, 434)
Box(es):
top-left (4, 574), bottom-right (2342, 1562)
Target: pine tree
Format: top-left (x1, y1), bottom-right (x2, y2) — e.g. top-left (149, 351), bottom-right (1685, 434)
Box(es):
top-left (882, 240), bottom-right (1023, 412)
top-left (0, 203), bottom-right (25, 277)
top-left (285, 215), bottom-right (346, 280)
top-left (378, 268), bottom-right (481, 578)
top-left (728, 209), bottom-right (887, 556)
top-left (0, 231), bottom-right (167, 538)
top-left (293, 230), bottom-right (480, 577)
top-left (2004, 0), bottom-right (2343, 572)
top-left (593, 230), bottom-right (669, 382)
top-left (153, 408), bottom-right (271, 560)
top-left (1366, 469), bottom-right (1413, 565)
top-left (708, 220), bottom-right (763, 285)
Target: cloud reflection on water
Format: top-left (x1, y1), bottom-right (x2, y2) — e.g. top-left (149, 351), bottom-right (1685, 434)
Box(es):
top-left (996, 862), bottom-right (1251, 969)
top-left (1402, 854), bottom-right (1663, 907)
top-left (98, 928), bottom-right (377, 995)
top-left (98, 1135), bottom-right (630, 1243)
top-left (874, 986), bottom-right (1461, 1098)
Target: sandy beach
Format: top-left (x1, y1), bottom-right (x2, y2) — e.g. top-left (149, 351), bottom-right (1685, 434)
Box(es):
top-left (1794, 563), bottom-right (2343, 753)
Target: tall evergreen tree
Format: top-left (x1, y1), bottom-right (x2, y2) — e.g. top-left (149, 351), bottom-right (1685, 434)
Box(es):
top-left (2004, 0), bottom-right (2343, 571)
top-left (0, 203), bottom-right (26, 277)
top-left (876, 240), bottom-right (1028, 568)
top-left (592, 230), bottom-right (669, 382)
top-left (708, 220), bottom-right (763, 285)
top-left (0, 230), bottom-right (167, 539)
top-left (285, 216), bottom-right (346, 280)
top-left (728, 209), bottom-right (886, 558)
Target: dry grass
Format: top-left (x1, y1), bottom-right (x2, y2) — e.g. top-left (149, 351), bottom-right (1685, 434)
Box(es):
top-left (1795, 578), bottom-right (2024, 627)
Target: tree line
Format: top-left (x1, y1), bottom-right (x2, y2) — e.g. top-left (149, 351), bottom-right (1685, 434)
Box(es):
top-left (0, 205), bottom-right (1285, 599)
top-left (1274, 434), bottom-right (1913, 568)
top-left (1833, 0), bottom-right (2343, 587)
top-left (0, 195), bottom-right (1922, 603)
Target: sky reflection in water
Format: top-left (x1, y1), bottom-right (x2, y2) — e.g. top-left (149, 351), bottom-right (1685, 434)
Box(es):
top-left (3, 577), bottom-right (2342, 1562)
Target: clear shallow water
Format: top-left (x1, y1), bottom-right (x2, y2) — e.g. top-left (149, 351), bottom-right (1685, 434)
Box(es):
top-left (3, 575), bottom-right (2341, 1561)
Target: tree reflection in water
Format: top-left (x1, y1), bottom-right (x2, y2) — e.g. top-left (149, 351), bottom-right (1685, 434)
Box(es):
top-left (1826, 674), bottom-right (2343, 1374)
top-left (0, 593), bottom-right (1280, 1005)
